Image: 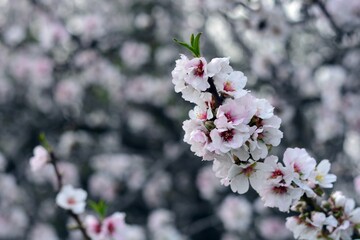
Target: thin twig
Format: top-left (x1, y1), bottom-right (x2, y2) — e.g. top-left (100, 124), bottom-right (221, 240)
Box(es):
top-left (68, 211), bottom-right (91, 240)
top-left (49, 152), bottom-right (63, 191)
top-left (49, 151), bottom-right (91, 240)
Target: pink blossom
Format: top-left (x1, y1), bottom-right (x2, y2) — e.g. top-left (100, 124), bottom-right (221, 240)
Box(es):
top-left (196, 165), bottom-right (222, 199)
top-left (283, 148), bottom-right (316, 180)
top-left (214, 71), bottom-right (248, 99)
top-left (184, 57), bottom-right (209, 91)
top-left (258, 217), bottom-right (291, 240)
top-left (207, 57), bottom-right (233, 79)
top-left (101, 212), bottom-right (127, 238)
top-left (29, 146), bottom-right (50, 172)
top-left (259, 181), bottom-right (303, 212)
top-left (217, 196), bottom-right (252, 232)
top-left (189, 105), bottom-right (213, 122)
top-left (183, 119), bottom-right (213, 159)
top-left (172, 54), bottom-right (208, 104)
top-left (85, 215), bottom-right (103, 240)
top-left (209, 127), bottom-right (250, 154)
top-left (214, 97), bottom-right (256, 130)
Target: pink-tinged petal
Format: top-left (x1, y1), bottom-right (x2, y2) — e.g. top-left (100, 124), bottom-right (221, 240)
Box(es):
top-left (317, 159), bottom-right (331, 173)
top-left (230, 174), bottom-right (249, 194)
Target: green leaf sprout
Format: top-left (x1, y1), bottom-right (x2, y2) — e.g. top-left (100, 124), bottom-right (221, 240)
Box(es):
top-left (174, 32), bottom-right (202, 57)
top-left (89, 199), bottom-right (108, 220)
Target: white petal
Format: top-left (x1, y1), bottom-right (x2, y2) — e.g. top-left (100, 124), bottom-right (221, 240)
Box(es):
top-left (230, 175), bottom-right (249, 194)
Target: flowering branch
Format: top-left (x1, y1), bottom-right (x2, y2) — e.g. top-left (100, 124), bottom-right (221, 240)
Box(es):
top-left (172, 33), bottom-right (360, 240)
top-left (49, 154), bottom-right (91, 240)
top-left (30, 134), bottom-right (145, 240)
top-left (37, 134), bottom-right (91, 240)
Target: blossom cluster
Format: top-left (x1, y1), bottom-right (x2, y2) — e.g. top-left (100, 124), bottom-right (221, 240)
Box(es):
top-left (174, 55), bottom-right (282, 163)
top-left (85, 212), bottom-right (145, 240)
top-left (287, 191), bottom-right (360, 239)
top-left (171, 48), bottom-right (359, 239)
top-left (29, 145), bottom-right (145, 240)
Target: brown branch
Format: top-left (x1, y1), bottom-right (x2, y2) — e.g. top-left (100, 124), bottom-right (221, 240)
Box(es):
top-left (206, 77), bottom-right (224, 108)
top-left (49, 151), bottom-right (91, 240)
top-left (49, 152), bottom-right (63, 191)
top-left (68, 211), bottom-right (91, 240)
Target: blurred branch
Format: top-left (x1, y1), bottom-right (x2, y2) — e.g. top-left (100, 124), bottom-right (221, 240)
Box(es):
top-left (314, 0), bottom-right (343, 42)
top-left (235, 1), bottom-right (256, 12)
top-left (182, 215), bottom-right (220, 236)
top-left (221, 13), bottom-right (252, 58)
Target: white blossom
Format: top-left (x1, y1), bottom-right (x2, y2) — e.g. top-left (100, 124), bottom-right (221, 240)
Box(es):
top-left (55, 185), bottom-right (87, 214)
top-left (228, 161), bottom-right (263, 194)
top-left (309, 159), bottom-right (337, 188)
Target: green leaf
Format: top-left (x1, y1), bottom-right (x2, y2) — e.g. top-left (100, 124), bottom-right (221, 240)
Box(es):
top-left (193, 32), bottom-right (202, 57)
top-left (89, 200), bottom-right (108, 220)
top-left (173, 33), bottom-right (202, 58)
top-left (314, 185), bottom-right (325, 197)
top-left (173, 39), bottom-right (195, 54)
top-left (38, 132), bottom-right (52, 152)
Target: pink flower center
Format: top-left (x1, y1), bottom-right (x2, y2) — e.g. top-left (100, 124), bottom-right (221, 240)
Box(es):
top-left (294, 163), bottom-right (301, 173)
top-left (223, 81), bottom-right (235, 92)
top-left (224, 112), bottom-right (234, 122)
top-left (270, 169), bottom-right (284, 179)
top-left (95, 223), bottom-right (102, 234)
top-left (220, 129), bottom-right (234, 142)
top-left (107, 222), bottom-right (115, 234)
top-left (67, 197), bottom-right (76, 205)
top-left (197, 112), bottom-right (207, 120)
top-left (242, 164), bottom-right (255, 177)
top-left (194, 60), bottom-right (204, 77)
top-left (272, 186), bottom-right (287, 194)
top-left (257, 133), bottom-right (264, 140)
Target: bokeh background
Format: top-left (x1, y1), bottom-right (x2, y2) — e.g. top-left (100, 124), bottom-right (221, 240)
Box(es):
top-left (0, 0), bottom-right (360, 239)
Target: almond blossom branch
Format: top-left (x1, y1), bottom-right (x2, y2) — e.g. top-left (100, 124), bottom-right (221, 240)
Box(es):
top-left (172, 33), bottom-right (360, 240)
top-left (49, 151), bottom-right (91, 240)
top-left (30, 140), bottom-right (146, 240)
top-left (31, 141), bottom-right (91, 240)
